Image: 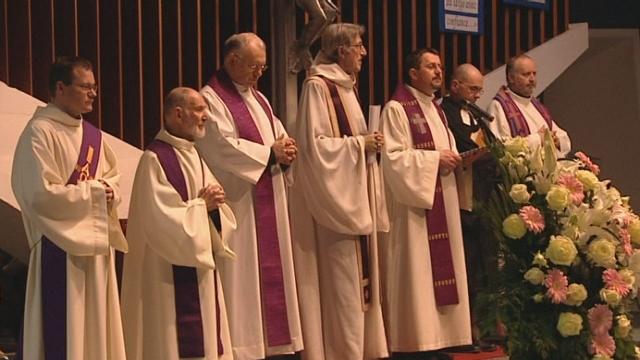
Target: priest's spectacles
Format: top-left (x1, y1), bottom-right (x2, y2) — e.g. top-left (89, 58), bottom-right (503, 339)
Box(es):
top-left (73, 83), bottom-right (98, 92)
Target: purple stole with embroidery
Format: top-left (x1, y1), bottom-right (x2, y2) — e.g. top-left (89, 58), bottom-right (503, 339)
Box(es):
top-left (147, 139), bottom-right (224, 357)
top-left (391, 84), bottom-right (459, 306)
top-left (207, 70), bottom-right (292, 346)
top-left (36, 120), bottom-right (101, 360)
top-left (316, 76), bottom-right (372, 309)
top-left (494, 85), bottom-right (554, 137)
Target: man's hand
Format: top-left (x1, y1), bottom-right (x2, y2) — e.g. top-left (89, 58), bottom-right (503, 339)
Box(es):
top-left (198, 184), bottom-right (226, 211)
top-left (98, 180), bottom-right (114, 203)
top-left (364, 131), bottom-right (384, 153)
top-left (537, 128), bottom-right (560, 150)
top-left (272, 135), bottom-right (297, 165)
top-left (438, 150), bottom-right (462, 176)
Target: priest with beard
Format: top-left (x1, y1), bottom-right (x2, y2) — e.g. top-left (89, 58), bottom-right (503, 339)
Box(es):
top-left (488, 54), bottom-right (571, 156)
top-left (380, 48), bottom-right (472, 358)
top-left (121, 87), bottom-right (235, 360)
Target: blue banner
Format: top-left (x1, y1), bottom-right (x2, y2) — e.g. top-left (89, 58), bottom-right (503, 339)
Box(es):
top-left (502, 0), bottom-right (549, 10)
top-left (439, 0), bottom-right (484, 35)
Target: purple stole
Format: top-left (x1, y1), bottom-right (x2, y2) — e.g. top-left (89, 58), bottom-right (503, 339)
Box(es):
top-left (207, 70), bottom-right (292, 346)
top-left (494, 85), bottom-right (554, 137)
top-left (391, 84), bottom-right (460, 306)
top-left (147, 139), bottom-right (225, 357)
top-left (37, 120), bottom-right (101, 360)
top-left (316, 76), bottom-right (372, 309)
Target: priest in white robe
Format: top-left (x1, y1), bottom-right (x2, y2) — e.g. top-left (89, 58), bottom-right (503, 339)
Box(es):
top-left (290, 23), bottom-right (389, 360)
top-left (196, 33), bottom-right (303, 360)
top-left (380, 48), bottom-right (472, 354)
top-left (11, 57), bottom-right (127, 360)
top-left (121, 88), bottom-right (235, 360)
top-left (488, 54), bottom-right (571, 156)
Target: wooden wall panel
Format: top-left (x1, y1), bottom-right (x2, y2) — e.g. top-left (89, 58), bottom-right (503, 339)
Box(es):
top-left (53, 0), bottom-right (77, 58)
top-left (30, 0), bottom-right (54, 102)
top-left (0, 0), bottom-right (7, 82)
top-left (121, 0), bottom-right (143, 147)
top-left (99, 0), bottom-right (122, 137)
top-left (0, 0), bottom-right (571, 149)
top-left (141, 1), bottom-right (162, 147)
top-left (77, 0), bottom-right (100, 126)
top-left (7, 1), bottom-right (31, 93)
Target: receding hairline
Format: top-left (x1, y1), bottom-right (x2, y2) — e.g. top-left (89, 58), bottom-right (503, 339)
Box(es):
top-left (223, 32), bottom-right (266, 59)
top-left (452, 63), bottom-right (481, 82)
top-left (163, 87), bottom-right (201, 120)
top-left (506, 54), bottom-right (534, 76)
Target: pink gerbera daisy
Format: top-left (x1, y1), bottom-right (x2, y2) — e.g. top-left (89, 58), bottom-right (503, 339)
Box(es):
top-left (590, 332), bottom-right (615, 357)
top-left (557, 173), bottom-right (585, 206)
top-left (544, 269), bottom-right (568, 304)
top-left (619, 228), bottom-right (633, 256)
top-left (603, 269), bottom-right (632, 296)
top-left (575, 151), bottom-right (601, 175)
top-left (519, 205), bottom-right (545, 234)
top-left (588, 304), bottom-right (613, 336)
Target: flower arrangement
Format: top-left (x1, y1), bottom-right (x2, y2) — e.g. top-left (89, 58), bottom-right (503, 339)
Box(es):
top-left (476, 131), bottom-right (640, 359)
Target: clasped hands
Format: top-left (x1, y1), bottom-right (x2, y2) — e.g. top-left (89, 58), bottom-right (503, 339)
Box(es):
top-left (538, 128), bottom-right (560, 150)
top-left (364, 131), bottom-right (384, 154)
top-left (98, 179), bottom-right (115, 203)
top-left (272, 135), bottom-right (298, 165)
top-left (199, 184), bottom-right (226, 211)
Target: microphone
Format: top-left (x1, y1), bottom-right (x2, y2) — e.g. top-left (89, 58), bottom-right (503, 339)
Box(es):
top-left (462, 100), bottom-right (494, 122)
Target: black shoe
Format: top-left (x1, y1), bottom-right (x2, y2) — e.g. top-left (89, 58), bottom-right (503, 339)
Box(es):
top-left (442, 344), bottom-right (481, 353)
top-left (478, 341), bottom-right (498, 352)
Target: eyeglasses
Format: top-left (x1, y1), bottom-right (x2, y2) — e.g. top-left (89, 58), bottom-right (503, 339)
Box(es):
top-left (234, 54), bottom-right (268, 72)
top-left (72, 83), bottom-right (98, 92)
top-left (463, 83), bottom-right (484, 95)
top-left (246, 63), bottom-right (268, 72)
top-left (423, 62), bottom-right (444, 71)
top-left (346, 43), bottom-right (366, 51)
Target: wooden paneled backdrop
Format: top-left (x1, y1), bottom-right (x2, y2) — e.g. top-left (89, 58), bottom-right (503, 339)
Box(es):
top-left (0, 0), bottom-right (569, 149)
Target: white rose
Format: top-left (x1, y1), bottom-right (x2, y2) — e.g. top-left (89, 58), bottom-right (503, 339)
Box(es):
top-left (564, 283), bottom-right (587, 306)
top-left (524, 268), bottom-right (545, 285)
top-left (628, 251), bottom-right (640, 274)
top-left (576, 170), bottom-right (599, 191)
top-left (615, 314), bottom-right (632, 338)
top-left (509, 184), bottom-right (531, 204)
top-left (599, 288), bottom-right (622, 307)
top-left (629, 219), bottom-right (640, 245)
top-left (556, 312), bottom-right (583, 337)
top-left (588, 238), bottom-right (617, 268)
top-left (546, 185), bottom-right (570, 212)
top-left (546, 235), bottom-right (578, 266)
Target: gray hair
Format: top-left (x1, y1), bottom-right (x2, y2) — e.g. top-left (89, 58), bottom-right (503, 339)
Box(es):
top-left (319, 23), bottom-right (365, 63)
top-left (222, 33), bottom-right (266, 60)
top-left (506, 54), bottom-right (532, 78)
top-left (163, 87), bottom-right (197, 121)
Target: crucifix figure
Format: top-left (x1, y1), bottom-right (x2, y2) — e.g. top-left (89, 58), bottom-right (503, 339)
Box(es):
top-left (411, 113), bottom-right (429, 134)
top-left (288, 0), bottom-right (339, 73)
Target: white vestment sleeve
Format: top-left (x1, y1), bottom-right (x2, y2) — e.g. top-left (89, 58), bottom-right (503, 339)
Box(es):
top-left (13, 124), bottom-right (112, 256)
top-left (133, 152), bottom-right (215, 269)
top-left (488, 99), bottom-right (571, 156)
top-left (197, 86), bottom-right (271, 185)
top-left (551, 121), bottom-right (571, 157)
top-left (381, 101), bottom-right (440, 210)
top-left (296, 80), bottom-right (373, 235)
